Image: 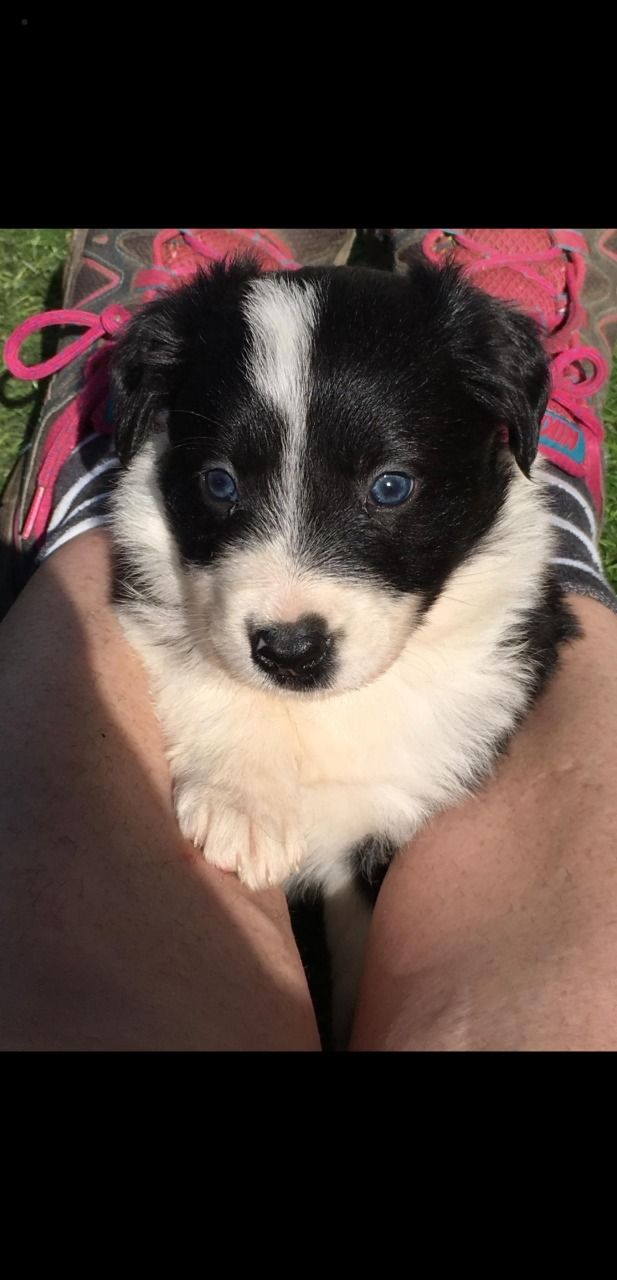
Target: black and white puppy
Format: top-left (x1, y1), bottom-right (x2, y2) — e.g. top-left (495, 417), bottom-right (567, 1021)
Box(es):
top-left (110, 258), bottom-right (576, 1043)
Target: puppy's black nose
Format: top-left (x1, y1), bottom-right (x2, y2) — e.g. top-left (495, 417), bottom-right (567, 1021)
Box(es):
top-left (250, 615), bottom-right (332, 685)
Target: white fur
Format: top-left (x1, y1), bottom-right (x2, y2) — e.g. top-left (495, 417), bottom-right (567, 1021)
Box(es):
top-left (189, 538), bottom-right (421, 693)
top-left (111, 436), bottom-right (557, 1041)
top-left (242, 276), bottom-right (318, 550)
top-left (112, 442), bottom-right (554, 889)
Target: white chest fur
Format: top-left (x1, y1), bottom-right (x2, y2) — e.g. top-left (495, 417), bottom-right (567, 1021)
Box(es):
top-left (112, 443), bottom-right (554, 895)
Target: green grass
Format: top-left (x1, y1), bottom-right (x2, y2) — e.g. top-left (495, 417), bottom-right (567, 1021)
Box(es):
top-left (601, 365), bottom-right (617, 586)
top-left (0, 228), bottom-right (70, 480)
top-left (0, 228), bottom-right (616, 589)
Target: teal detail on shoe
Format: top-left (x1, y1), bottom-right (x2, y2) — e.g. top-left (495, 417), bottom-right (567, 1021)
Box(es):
top-left (539, 414), bottom-right (586, 463)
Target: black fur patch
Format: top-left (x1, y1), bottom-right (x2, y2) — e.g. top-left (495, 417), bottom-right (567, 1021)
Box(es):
top-left (110, 257), bottom-right (578, 1039)
top-left (288, 893), bottom-right (333, 1051)
top-left (111, 259), bottom-right (551, 612)
top-left (350, 836), bottom-right (394, 907)
top-left (493, 571), bottom-right (582, 755)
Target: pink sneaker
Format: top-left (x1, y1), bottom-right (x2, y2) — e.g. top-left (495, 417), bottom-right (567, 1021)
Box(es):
top-left (391, 229), bottom-right (611, 517)
top-left (1, 227), bottom-right (356, 617)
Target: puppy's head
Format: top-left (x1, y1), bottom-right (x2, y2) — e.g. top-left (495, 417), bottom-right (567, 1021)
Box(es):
top-left (112, 258), bottom-right (549, 695)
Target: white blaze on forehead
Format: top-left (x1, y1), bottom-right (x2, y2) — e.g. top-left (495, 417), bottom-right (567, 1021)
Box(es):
top-left (242, 275), bottom-right (319, 419)
top-left (242, 276), bottom-right (319, 545)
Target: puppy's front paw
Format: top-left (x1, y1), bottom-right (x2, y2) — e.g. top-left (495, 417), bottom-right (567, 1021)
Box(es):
top-left (174, 781), bottom-right (303, 890)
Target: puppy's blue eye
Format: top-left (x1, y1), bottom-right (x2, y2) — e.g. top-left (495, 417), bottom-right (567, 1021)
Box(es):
top-left (369, 472), bottom-right (414, 507)
top-left (204, 469), bottom-right (238, 502)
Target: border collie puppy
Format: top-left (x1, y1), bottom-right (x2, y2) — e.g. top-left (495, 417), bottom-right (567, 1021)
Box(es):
top-left (109, 258), bottom-right (576, 1044)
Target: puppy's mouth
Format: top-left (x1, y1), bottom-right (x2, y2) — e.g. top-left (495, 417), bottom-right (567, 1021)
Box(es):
top-left (248, 615), bottom-right (336, 693)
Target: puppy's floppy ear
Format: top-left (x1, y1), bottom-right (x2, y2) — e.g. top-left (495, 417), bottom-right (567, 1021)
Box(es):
top-left (468, 298), bottom-right (550, 477)
top-left (445, 265), bottom-right (551, 477)
top-left (111, 293), bottom-right (187, 467)
top-left (111, 259), bottom-right (264, 467)
top-left (420, 261), bottom-right (550, 477)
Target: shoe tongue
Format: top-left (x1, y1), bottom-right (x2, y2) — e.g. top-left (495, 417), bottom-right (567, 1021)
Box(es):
top-left (159, 229), bottom-right (356, 274)
top-left (269, 228), bottom-right (356, 266)
top-left (449, 229), bottom-right (568, 333)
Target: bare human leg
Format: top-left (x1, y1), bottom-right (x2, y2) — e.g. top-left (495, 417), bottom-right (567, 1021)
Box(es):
top-left (0, 531), bottom-right (320, 1051)
top-left (351, 597), bottom-right (617, 1051)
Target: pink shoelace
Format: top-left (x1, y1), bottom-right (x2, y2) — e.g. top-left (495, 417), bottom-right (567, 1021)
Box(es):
top-left (2, 229), bottom-right (300, 543)
top-left (4, 228), bottom-right (300, 383)
top-left (422, 228), bottom-right (609, 435)
top-left (4, 227), bottom-right (611, 536)
top-left (8, 227), bottom-right (606, 440)
top-left (421, 228), bottom-right (609, 509)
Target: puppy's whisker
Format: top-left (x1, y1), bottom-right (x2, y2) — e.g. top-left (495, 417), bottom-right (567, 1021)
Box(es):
top-left (169, 438), bottom-right (211, 452)
top-left (172, 408), bottom-right (230, 431)
top-left (439, 595), bottom-right (477, 607)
